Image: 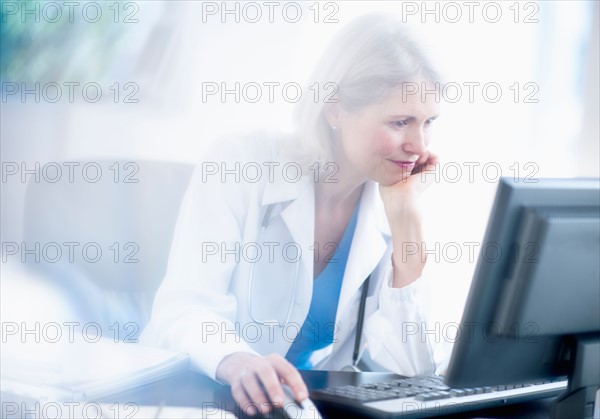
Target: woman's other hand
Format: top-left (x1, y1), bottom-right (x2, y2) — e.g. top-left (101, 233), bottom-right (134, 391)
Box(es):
top-left (379, 151), bottom-right (438, 213)
top-left (379, 151), bottom-right (438, 288)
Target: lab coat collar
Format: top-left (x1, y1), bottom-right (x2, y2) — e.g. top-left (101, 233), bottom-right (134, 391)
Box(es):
top-left (260, 170), bottom-right (306, 206)
top-left (261, 173), bottom-right (316, 282)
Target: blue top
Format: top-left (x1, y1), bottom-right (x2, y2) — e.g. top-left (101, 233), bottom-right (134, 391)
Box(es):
top-left (285, 203), bottom-right (360, 369)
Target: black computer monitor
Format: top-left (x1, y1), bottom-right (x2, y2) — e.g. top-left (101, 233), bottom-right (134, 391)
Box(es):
top-left (445, 177), bottom-right (600, 419)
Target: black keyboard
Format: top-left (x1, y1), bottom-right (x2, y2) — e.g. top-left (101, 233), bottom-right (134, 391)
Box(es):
top-left (310, 375), bottom-right (568, 418)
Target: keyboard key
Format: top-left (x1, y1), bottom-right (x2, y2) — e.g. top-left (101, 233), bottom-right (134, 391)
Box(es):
top-left (415, 391), bottom-right (452, 401)
top-left (450, 389), bottom-right (467, 397)
top-left (428, 384), bottom-right (451, 391)
top-left (391, 390), bottom-right (410, 398)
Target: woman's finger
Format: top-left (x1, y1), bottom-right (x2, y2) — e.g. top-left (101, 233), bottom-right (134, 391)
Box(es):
top-left (231, 378), bottom-right (258, 416)
top-left (425, 151), bottom-right (438, 170)
top-left (269, 354), bottom-right (309, 401)
top-left (254, 361), bottom-right (286, 408)
top-left (240, 369), bottom-right (272, 414)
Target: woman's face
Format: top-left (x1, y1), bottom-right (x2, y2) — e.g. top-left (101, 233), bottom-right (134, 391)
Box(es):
top-left (331, 80), bottom-right (441, 186)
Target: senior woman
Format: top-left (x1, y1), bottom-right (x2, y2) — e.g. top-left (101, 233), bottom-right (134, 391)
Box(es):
top-left (142, 12), bottom-right (449, 416)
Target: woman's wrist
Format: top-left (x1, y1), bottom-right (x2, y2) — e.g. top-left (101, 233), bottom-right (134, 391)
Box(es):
top-left (382, 192), bottom-right (420, 221)
top-left (388, 205), bottom-right (426, 288)
top-left (216, 351), bottom-right (256, 384)
top-left (391, 250), bottom-right (426, 288)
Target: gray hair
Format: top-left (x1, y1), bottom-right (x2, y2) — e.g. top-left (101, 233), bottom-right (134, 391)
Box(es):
top-left (288, 12), bottom-right (442, 170)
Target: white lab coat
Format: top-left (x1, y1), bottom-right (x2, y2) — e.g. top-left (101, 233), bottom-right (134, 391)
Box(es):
top-left (141, 132), bottom-right (451, 380)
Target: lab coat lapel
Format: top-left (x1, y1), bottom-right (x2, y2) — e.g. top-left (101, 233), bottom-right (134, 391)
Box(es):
top-left (261, 177), bottom-right (389, 295)
top-left (337, 180), bottom-right (391, 320)
top-left (279, 185), bottom-right (315, 281)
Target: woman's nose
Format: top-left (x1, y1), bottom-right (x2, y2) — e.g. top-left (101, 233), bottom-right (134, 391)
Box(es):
top-left (402, 126), bottom-right (427, 156)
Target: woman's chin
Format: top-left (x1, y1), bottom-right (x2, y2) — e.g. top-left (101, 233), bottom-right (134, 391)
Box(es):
top-left (377, 171), bottom-right (412, 186)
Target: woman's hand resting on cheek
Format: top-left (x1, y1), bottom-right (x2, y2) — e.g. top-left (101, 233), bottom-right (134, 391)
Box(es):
top-left (379, 151), bottom-right (438, 288)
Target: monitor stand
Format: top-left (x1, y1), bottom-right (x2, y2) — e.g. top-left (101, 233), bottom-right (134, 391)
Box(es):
top-left (551, 334), bottom-right (600, 419)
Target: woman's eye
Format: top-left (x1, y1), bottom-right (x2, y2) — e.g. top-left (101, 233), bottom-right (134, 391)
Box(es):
top-left (393, 120), bottom-right (409, 127)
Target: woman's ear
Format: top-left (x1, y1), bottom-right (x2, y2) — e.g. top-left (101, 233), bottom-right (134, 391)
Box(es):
top-left (323, 103), bottom-right (341, 129)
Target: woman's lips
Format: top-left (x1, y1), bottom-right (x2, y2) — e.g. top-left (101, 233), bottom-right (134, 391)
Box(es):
top-left (388, 159), bottom-right (416, 170)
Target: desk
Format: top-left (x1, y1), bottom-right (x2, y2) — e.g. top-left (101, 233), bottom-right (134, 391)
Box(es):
top-left (98, 369), bottom-right (556, 419)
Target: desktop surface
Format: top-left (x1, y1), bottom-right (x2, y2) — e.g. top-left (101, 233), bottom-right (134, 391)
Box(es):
top-left (97, 369), bottom-right (559, 419)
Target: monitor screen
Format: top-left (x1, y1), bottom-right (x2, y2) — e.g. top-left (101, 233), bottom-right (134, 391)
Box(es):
top-left (445, 177), bottom-right (600, 418)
